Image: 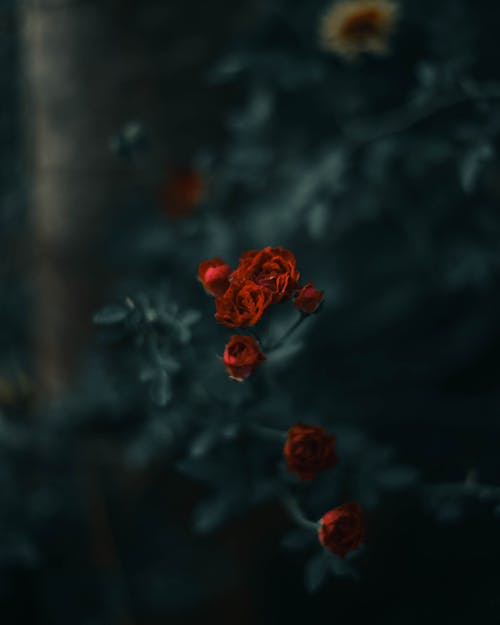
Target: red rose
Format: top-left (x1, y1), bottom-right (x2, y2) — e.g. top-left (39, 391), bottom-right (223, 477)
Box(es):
top-left (215, 280), bottom-right (272, 328)
top-left (233, 246), bottom-right (300, 303)
top-left (318, 502), bottom-right (365, 558)
top-left (198, 258), bottom-right (232, 297)
top-left (294, 282), bottom-right (324, 314)
top-left (284, 423), bottom-right (337, 480)
top-left (222, 335), bottom-right (266, 381)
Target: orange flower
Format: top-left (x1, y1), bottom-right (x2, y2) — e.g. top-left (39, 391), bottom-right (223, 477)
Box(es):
top-left (319, 0), bottom-right (398, 59)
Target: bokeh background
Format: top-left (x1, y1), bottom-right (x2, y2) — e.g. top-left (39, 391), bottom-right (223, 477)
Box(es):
top-left (2, 0), bottom-right (500, 623)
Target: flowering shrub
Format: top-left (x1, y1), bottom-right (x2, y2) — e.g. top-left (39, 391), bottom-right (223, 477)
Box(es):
top-left (200, 246), bottom-right (324, 379)
top-left (4, 0), bottom-right (500, 620)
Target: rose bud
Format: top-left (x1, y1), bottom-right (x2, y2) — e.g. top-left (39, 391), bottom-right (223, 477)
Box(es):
top-left (222, 335), bottom-right (266, 381)
top-left (215, 279), bottom-right (272, 328)
top-left (198, 258), bottom-right (232, 297)
top-left (318, 502), bottom-right (365, 558)
top-left (294, 282), bottom-right (324, 314)
top-left (284, 423), bottom-right (337, 480)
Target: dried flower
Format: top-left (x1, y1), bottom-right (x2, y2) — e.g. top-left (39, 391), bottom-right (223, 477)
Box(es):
top-left (319, 0), bottom-right (398, 59)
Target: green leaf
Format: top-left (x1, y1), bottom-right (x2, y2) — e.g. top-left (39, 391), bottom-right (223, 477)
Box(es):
top-left (93, 305), bottom-right (129, 326)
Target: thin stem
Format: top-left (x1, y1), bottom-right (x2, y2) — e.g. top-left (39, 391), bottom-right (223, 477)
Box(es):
top-left (265, 313), bottom-right (308, 352)
top-left (281, 493), bottom-right (320, 532)
top-left (247, 422), bottom-right (287, 442)
top-left (428, 481), bottom-right (500, 501)
top-left (245, 327), bottom-right (262, 344)
top-left (147, 331), bottom-right (162, 367)
top-left (347, 86), bottom-right (500, 148)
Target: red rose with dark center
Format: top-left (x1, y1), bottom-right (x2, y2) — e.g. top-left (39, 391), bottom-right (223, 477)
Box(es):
top-left (222, 335), bottom-right (266, 381)
top-left (284, 423), bottom-right (337, 480)
top-left (215, 280), bottom-right (272, 328)
top-left (318, 502), bottom-right (365, 558)
top-left (234, 247), bottom-right (300, 303)
top-left (294, 282), bottom-right (324, 314)
top-left (198, 258), bottom-right (232, 297)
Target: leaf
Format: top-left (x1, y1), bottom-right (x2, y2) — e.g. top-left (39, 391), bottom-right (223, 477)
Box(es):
top-left (189, 427), bottom-right (220, 458)
top-left (192, 496), bottom-right (231, 534)
top-left (304, 552), bottom-right (330, 594)
top-left (328, 552), bottom-right (361, 580)
top-left (460, 143), bottom-right (494, 193)
top-left (93, 305), bottom-right (129, 326)
top-left (149, 370), bottom-right (172, 407)
top-left (281, 529), bottom-right (315, 551)
top-left (266, 341), bottom-right (304, 365)
top-left (182, 310), bottom-right (202, 327)
top-left (307, 201), bottom-right (330, 240)
top-left (376, 466), bottom-right (420, 491)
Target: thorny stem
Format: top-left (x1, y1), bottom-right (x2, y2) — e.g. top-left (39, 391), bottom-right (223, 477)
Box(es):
top-left (281, 493), bottom-right (321, 532)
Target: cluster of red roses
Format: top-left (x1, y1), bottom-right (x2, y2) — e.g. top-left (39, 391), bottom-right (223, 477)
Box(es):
top-left (284, 423), bottom-right (364, 558)
top-left (198, 247), bottom-right (363, 559)
top-left (198, 246), bottom-right (324, 381)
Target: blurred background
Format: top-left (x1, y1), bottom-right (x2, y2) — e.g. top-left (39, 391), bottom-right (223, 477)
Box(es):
top-left (2, 0), bottom-right (500, 623)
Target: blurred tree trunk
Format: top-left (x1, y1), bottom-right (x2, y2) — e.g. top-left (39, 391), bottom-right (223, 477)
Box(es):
top-left (21, 0), bottom-right (259, 398)
top-left (20, 1), bottom-right (265, 623)
top-left (21, 0), bottom-right (127, 397)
